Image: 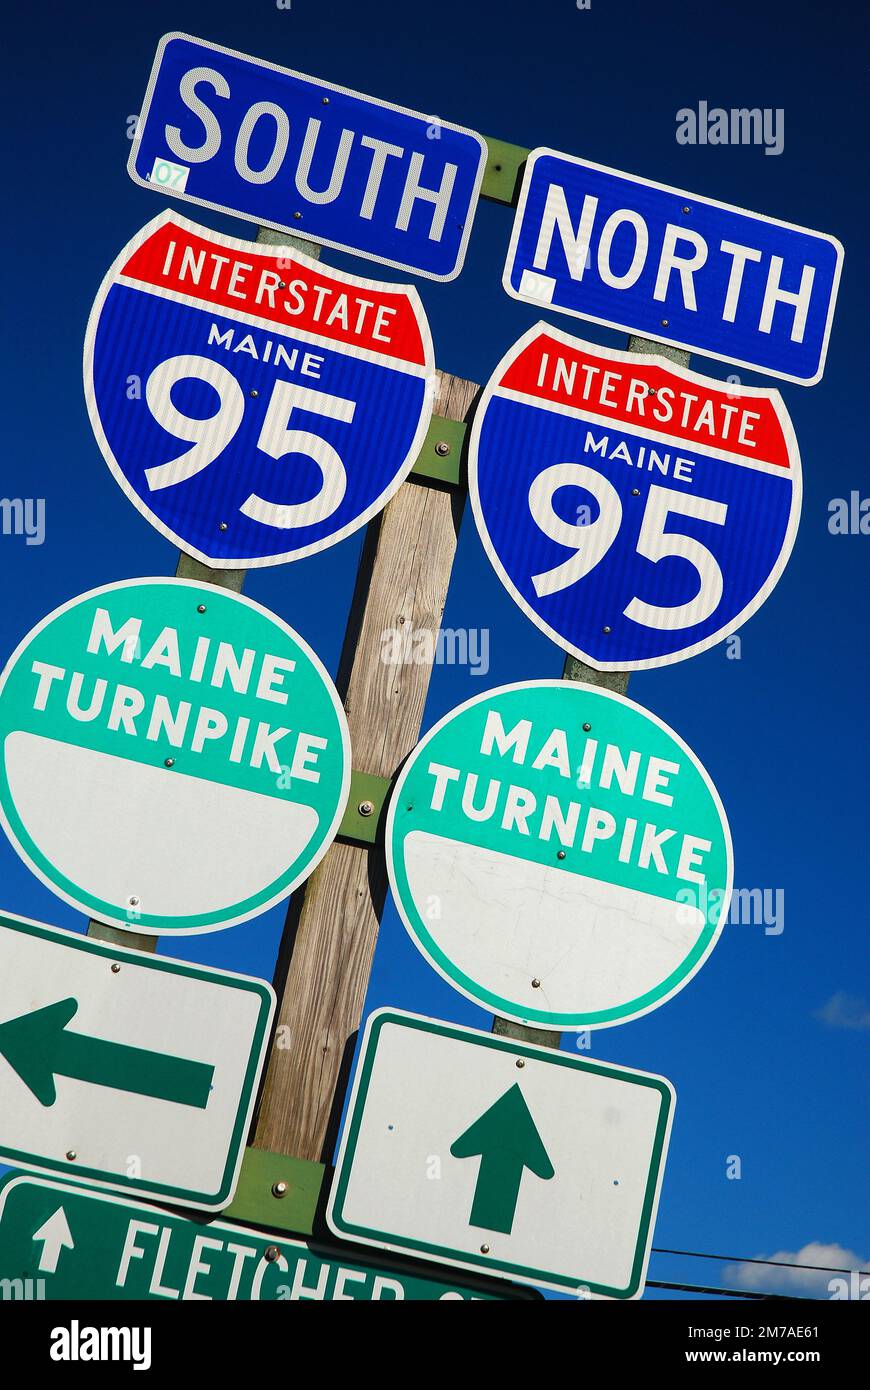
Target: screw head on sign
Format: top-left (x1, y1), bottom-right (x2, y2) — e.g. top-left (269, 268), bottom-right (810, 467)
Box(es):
top-left (480, 1244), bottom-right (490, 1255)
top-left (531, 978), bottom-right (541, 989)
top-left (272, 1181), bottom-right (288, 1198)
top-left (219, 521), bottom-right (228, 532)
top-left (358, 800), bottom-right (375, 817)
top-left (661, 319), bottom-right (669, 327)
top-left (164, 757), bottom-right (175, 768)
top-left (682, 205), bottom-right (691, 214)
top-left (557, 850), bottom-right (566, 860)
top-left (128, 895), bottom-right (140, 906)
top-left (111, 963), bottom-right (121, 975)
top-left (264, 1246), bottom-right (281, 1263)
top-left (602, 626), bottom-right (612, 635)
top-left (516, 1059), bottom-right (525, 1069)
top-left (278, 280), bottom-right (286, 290)
top-left (249, 389), bottom-right (259, 399)
top-left (197, 604), bottom-right (207, 614)
top-left (322, 96), bottom-right (329, 104)
top-left (66, 1150), bottom-right (77, 1161)
top-left (582, 722), bottom-right (591, 732)
top-left (293, 211), bottom-right (302, 220)
top-left (632, 488), bottom-right (640, 497)
top-left (434, 440), bottom-right (451, 457)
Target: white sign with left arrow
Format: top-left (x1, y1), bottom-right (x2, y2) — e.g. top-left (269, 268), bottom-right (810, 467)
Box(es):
top-left (0, 911), bottom-right (275, 1210)
top-left (327, 1009), bottom-right (675, 1298)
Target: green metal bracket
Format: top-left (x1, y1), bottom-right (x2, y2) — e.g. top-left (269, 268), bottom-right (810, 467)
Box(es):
top-left (221, 1147), bottom-right (325, 1236)
top-left (481, 137), bottom-right (530, 206)
top-left (410, 415), bottom-right (468, 487)
top-left (338, 770), bottom-right (391, 844)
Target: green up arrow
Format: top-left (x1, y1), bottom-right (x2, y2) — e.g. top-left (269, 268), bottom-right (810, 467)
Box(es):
top-left (0, 998), bottom-right (214, 1109)
top-left (450, 1083), bottom-right (555, 1235)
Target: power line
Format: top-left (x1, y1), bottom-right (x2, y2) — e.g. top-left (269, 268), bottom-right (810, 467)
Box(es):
top-left (647, 1280), bottom-right (812, 1301)
top-left (653, 1246), bottom-right (869, 1276)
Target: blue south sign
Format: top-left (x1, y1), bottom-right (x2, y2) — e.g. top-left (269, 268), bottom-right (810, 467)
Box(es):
top-left (469, 325), bottom-right (801, 670)
top-left (84, 213), bottom-right (436, 568)
top-left (129, 33), bottom-right (487, 281)
top-left (503, 149), bottom-right (843, 386)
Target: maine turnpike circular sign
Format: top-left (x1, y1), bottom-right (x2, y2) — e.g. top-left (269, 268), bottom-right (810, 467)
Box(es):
top-left (387, 680), bottom-right (732, 1030)
top-left (0, 579), bottom-right (350, 934)
top-left (469, 325), bottom-right (801, 670)
top-left (84, 212), bottom-right (436, 568)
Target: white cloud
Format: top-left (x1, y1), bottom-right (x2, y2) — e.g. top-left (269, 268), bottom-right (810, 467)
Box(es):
top-left (725, 1242), bottom-right (868, 1297)
top-left (814, 992), bottom-right (870, 1031)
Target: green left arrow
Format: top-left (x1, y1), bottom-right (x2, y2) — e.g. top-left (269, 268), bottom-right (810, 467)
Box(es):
top-left (0, 998), bottom-right (214, 1109)
top-left (450, 1083), bottom-right (555, 1235)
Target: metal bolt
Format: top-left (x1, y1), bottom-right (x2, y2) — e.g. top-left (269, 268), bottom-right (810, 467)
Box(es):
top-left (219, 521), bottom-right (228, 532)
top-left (358, 800), bottom-right (375, 817)
top-left (272, 1181), bottom-right (288, 1198)
top-left (127, 895), bottom-right (140, 907)
top-left (480, 1244), bottom-right (490, 1255)
top-left (264, 1245), bottom-right (281, 1263)
top-left (197, 604), bottom-right (207, 614)
top-left (531, 977), bottom-right (541, 989)
top-left (66, 1150), bottom-right (77, 1161)
top-left (602, 626), bottom-right (611, 635)
top-left (278, 281), bottom-right (286, 290)
top-left (164, 757), bottom-right (175, 768)
top-left (434, 440), bottom-right (451, 457)
top-left (111, 963), bottom-right (121, 975)
top-left (515, 1059), bottom-right (525, 1069)
top-left (582, 722), bottom-right (591, 732)
top-left (661, 319), bottom-right (669, 327)
top-left (557, 850), bottom-right (566, 860)
top-left (631, 488), bottom-right (640, 497)
top-left (682, 205), bottom-right (691, 214)
top-left (293, 211), bottom-right (302, 220)
top-left (322, 96), bottom-right (330, 104)
top-left (249, 389), bottom-right (259, 399)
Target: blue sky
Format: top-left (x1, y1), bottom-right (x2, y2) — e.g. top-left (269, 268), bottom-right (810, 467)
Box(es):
top-left (0, 0), bottom-right (867, 1299)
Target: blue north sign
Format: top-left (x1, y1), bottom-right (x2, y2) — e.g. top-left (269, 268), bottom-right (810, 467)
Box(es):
top-left (503, 149), bottom-right (843, 385)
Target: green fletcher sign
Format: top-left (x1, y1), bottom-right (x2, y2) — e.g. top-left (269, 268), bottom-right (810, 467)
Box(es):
top-left (387, 680), bottom-right (732, 1029)
top-left (0, 1176), bottom-right (533, 1301)
top-left (0, 578), bottom-right (350, 934)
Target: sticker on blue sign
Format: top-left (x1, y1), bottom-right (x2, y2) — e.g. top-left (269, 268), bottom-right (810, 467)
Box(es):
top-left (503, 149), bottom-right (843, 386)
top-left (128, 33), bottom-right (487, 282)
top-left (469, 325), bottom-right (801, 670)
top-left (84, 212), bottom-right (437, 568)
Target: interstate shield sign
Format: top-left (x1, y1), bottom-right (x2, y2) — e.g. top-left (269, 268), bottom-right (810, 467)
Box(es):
top-left (469, 326), bottom-right (801, 670)
top-left (84, 213), bottom-right (436, 568)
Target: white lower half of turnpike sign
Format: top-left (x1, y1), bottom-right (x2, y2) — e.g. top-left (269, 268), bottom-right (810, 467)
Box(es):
top-left (327, 1010), bottom-right (675, 1298)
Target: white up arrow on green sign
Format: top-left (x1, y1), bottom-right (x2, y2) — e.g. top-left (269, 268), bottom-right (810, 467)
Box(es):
top-left (327, 1009), bottom-right (675, 1297)
top-left (0, 911), bottom-right (274, 1209)
top-left (387, 680), bottom-right (732, 1030)
top-left (0, 578), bottom-right (350, 934)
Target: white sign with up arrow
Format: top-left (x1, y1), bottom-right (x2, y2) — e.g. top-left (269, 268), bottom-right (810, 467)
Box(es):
top-left (327, 1009), bottom-right (675, 1298)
